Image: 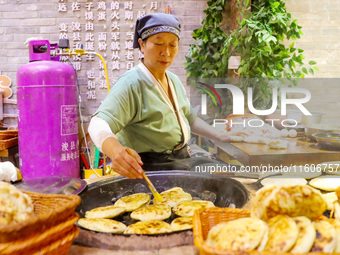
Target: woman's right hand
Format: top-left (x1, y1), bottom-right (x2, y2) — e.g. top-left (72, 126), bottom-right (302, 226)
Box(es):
top-left (102, 137), bottom-right (143, 179)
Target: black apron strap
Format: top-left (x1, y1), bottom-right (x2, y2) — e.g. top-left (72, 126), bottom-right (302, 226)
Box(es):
top-left (139, 145), bottom-right (237, 172)
top-left (139, 145), bottom-right (190, 171)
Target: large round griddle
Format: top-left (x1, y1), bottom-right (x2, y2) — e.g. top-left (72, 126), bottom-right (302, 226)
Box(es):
top-left (74, 170), bottom-right (249, 250)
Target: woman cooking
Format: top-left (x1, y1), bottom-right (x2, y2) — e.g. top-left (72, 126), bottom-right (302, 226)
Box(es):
top-left (88, 13), bottom-right (241, 179)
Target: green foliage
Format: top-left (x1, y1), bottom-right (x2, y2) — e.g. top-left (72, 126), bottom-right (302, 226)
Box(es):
top-left (184, 0), bottom-right (229, 78)
top-left (223, 0), bottom-right (318, 109)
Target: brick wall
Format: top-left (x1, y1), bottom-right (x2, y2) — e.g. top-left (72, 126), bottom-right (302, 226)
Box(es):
top-left (0, 0), bottom-right (339, 126)
top-left (285, 0), bottom-right (340, 125)
top-left (0, 0), bottom-right (207, 126)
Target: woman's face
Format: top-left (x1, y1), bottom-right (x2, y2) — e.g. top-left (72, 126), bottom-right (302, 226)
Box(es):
top-left (139, 32), bottom-right (179, 74)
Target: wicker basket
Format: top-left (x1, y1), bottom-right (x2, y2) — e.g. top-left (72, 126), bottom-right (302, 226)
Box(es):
top-left (0, 213), bottom-right (79, 255)
top-left (0, 190), bottom-right (81, 255)
top-left (0, 137), bottom-right (18, 150)
top-left (0, 130), bottom-right (18, 140)
top-left (193, 207), bottom-right (339, 255)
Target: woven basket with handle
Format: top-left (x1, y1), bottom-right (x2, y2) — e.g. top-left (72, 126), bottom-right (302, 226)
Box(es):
top-left (193, 207), bottom-right (338, 255)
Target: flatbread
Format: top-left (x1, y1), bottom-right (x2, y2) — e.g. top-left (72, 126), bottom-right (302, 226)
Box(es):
top-left (206, 217), bottom-right (268, 251)
top-left (330, 218), bottom-right (340, 252)
top-left (153, 187), bottom-right (192, 208)
top-left (130, 204), bottom-right (171, 221)
top-left (252, 184), bottom-right (327, 221)
top-left (309, 176), bottom-right (340, 191)
top-left (322, 192), bottom-right (338, 211)
top-left (78, 218), bottom-right (127, 233)
top-left (0, 181), bottom-right (34, 224)
top-left (264, 215), bottom-right (298, 252)
top-left (85, 205), bottom-right (126, 219)
top-left (113, 193), bottom-right (150, 212)
top-left (251, 185), bottom-right (277, 220)
top-left (268, 139), bottom-right (288, 149)
top-left (171, 217), bottom-right (193, 231)
top-left (123, 220), bottom-right (172, 235)
top-left (172, 200), bottom-right (215, 217)
top-left (260, 176), bottom-right (307, 186)
top-left (290, 216), bottom-right (316, 253)
top-left (311, 220), bottom-right (336, 253)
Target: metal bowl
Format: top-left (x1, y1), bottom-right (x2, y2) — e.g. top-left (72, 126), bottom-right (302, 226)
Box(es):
top-left (313, 132), bottom-right (340, 150)
top-left (305, 124), bottom-right (340, 141)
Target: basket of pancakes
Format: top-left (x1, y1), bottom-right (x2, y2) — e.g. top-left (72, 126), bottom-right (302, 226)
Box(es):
top-left (193, 184), bottom-right (340, 255)
top-left (77, 187), bottom-right (216, 235)
top-left (0, 181), bottom-right (81, 255)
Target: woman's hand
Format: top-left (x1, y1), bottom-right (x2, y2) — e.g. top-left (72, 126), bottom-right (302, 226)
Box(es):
top-left (102, 137), bottom-right (143, 179)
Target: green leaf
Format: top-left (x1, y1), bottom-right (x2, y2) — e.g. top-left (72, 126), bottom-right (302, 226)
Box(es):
top-left (309, 61), bottom-right (317, 65)
top-left (212, 52), bottom-right (220, 60)
top-left (302, 67), bottom-right (308, 74)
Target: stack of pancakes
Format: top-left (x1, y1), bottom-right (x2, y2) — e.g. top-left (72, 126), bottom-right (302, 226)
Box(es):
top-left (78, 187), bottom-right (215, 234)
top-left (206, 184), bottom-right (340, 253)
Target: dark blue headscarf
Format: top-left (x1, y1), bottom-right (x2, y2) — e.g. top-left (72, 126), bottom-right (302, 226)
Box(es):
top-left (133, 13), bottom-right (181, 49)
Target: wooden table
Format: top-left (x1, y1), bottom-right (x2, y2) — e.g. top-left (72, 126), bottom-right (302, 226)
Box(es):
top-left (216, 137), bottom-right (340, 167)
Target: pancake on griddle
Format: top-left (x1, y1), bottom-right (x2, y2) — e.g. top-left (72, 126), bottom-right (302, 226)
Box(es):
top-left (260, 176), bottom-right (307, 186)
top-left (172, 200), bottom-right (215, 217)
top-left (123, 220), bottom-right (172, 235)
top-left (290, 216), bottom-right (316, 253)
top-left (78, 218), bottom-right (127, 233)
top-left (153, 187), bottom-right (192, 208)
top-left (309, 176), bottom-right (340, 191)
top-left (263, 215), bottom-right (298, 252)
top-left (130, 204), bottom-right (171, 221)
top-left (171, 217), bottom-right (193, 231)
top-left (252, 184), bottom-right (327, 221)
top-left (206, 217), bottom-right (268, 251)
top-left (311, 220), bottom-right (336, 253)
top-left (113, 193), bottom-right (150, 212)
top-left (85, 205), bottom-right (126, 219)
top-left (322, 161), bottom-right (340, 175)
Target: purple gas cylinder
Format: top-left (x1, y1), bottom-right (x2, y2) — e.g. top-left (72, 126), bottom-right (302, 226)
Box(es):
top-left (17, 40), bottom-right (80, 179)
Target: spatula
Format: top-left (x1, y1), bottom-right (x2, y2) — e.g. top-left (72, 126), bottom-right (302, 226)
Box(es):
top-left (126, 148), bottom-right (163, 202)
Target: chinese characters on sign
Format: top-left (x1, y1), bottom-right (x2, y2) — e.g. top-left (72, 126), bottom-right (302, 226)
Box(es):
top-left (61, 139), bottom-right (80, 162)
top-left (57, 0), bottom-right (159, 101)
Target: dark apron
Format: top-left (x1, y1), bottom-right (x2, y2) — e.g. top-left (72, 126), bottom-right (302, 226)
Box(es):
top-left (139, 145), bottom-right (236, 172)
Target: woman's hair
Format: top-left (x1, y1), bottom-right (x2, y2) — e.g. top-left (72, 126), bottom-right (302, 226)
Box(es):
top-left (137, 38), bottom-right (148, 50)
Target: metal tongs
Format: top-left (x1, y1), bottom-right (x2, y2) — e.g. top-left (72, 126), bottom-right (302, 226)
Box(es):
top-left (126, 148), bottom-right (163, 202)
